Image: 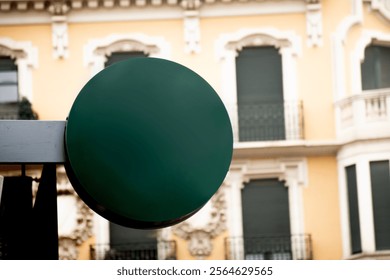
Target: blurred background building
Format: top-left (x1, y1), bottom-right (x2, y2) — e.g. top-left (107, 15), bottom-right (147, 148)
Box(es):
top-left (0, 0), bottom-right (389, 260)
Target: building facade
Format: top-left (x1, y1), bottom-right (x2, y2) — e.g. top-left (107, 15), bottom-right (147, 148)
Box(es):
top-left (0, 0), bottom-right (389, 260)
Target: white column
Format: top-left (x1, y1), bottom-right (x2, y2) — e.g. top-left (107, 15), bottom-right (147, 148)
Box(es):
top-left (94, 213), bottom-right (110, 247)
top-left (90, 55), bottom-right (106, 77)
top-left (286, 176), bottom-right (305, 259)
top-left (16, 58), bottom-right (33, 101)
top-left (337, 160), bottom-right (353, 259)
top-left (220, 51), bottom-right (239, 142)
top-left (356, 158), bottom-right (376, 253)
top-left (225, 172), bottom-right (244, 260)
top-left (280, 48), bottom-right (300, 140)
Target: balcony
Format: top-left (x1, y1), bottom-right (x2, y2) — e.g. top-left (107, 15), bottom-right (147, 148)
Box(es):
top-left (90, 241), bottom-right (177, 260)
top-left (237, 101), bottom-right (304, 142)
top-left (335, 88), bottom-right (390, 142)
top-left (225, 234), bottom-right (312, 260)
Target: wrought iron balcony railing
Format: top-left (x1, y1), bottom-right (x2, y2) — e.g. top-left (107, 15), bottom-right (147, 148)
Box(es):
top-left (237, 101), bottom-right (304, 142)
top-left (90, 241), bottom-right (177, 260)
top-left (225, 234), bottom-right (312, 260)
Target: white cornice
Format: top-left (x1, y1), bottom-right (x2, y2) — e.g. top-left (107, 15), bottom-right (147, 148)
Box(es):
top-left (233, 140), bottom-right (341, 158)
top-left (0, 0), bottom-right (305, 13)
top-left (0, 0), bottom-right (307, 25)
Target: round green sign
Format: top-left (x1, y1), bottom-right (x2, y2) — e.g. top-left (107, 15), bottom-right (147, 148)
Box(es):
top-left (65, 57), bottom-right (233, 229)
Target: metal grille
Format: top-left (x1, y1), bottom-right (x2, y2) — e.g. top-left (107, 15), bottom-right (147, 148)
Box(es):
top-left (238, 101), bottom-right (304, 141)
top-left (90, 241), bottom-right (177, 260)
top-left (225, 234), bottom-right (312, 260)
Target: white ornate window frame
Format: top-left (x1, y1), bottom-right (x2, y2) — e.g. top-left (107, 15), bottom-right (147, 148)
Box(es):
top-left (350, 30), bottom-right (390, 95)
top-left (84, 33), bottom-right (171, 77)
top-left (215, 28), bottom-right (302, 142)
top-left (224, 158), bottom-right (308, 259)
top-left (337, 140), bottom-right (390, 259)
top-left (0, 37), bottom-right (38, 102)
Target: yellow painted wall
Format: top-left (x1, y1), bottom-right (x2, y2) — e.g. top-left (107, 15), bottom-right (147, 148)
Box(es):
top-left (303, 156), bottom-right (342, 260)
top-left (77, 236), bottom-right (95, 260)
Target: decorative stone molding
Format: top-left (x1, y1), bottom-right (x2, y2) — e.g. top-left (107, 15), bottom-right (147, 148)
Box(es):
top-left (371, 0), bottom-right (390, 21)
top-left (217, 28), bottom-right (301, 59)
top-left (229, 158), bottom-right (308, 187)
top-left (183, 11), bottom-right (201, 54)
top-left (0, 0), bottom-right (310, 12)
top-left (56, 168), bottom-right (94, 260)
top-left (180, 0), bottom-right (202, 54)
top-left (173, 186), bottom-right (227, 259)
top-left (47, 1), bottom-right (71, 15)
top-left (58, 237), bottom-right (79, 260)
top-left (181, 0), bottom-right (202, 10)
top-left (349, 30), bottom-right (390, 95)
top-left (51, 16), bottom-right (69, 59)
top-left (47, 2), bottom-right (70, 59)
top-left (305, 0), bottom-right (323, 47)
top-left (331, 0), bottom-right (363, 100)
top-left (0, 37), bottom-right (38, 102)
top-left (84, 33), bottom-right (171, 76)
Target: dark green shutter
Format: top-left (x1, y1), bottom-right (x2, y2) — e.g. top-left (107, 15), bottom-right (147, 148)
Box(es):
top-left (241, 179), bottom-right (291, 259)
top-left (370, 160), bottom-right (390, 250)
top-left (345, 165), bottom-right (362, 254)
top-left (242, 179), bottom-right (291, 237)
top-left (361, 46), bottom-right (390, 90)
top-left (109, 223), bottom-right (156, 245)
top-left (236, 47), bottom-right (285, 141)
top-left (105, 51), bottom-right (146, 67)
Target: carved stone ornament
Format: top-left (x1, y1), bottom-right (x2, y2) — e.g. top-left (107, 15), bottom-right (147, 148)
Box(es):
top-left (183, 11), bottom-right (201, 54)
top-left (226, 34), bottom-right (290, 56)
top-left (181, 0), bottom-right (202, 10)
top-left (306, 0), bottom-right (323, 47)
top-left (95, 40), bottom-right (159, 58)
top-left (371, 0), bottom-right (390, 21)
top-left (56, 168), bottom-right (94, 260)
top-left (51, 16), bottom-right (69, 59)
top-left (47, 1), bottom-right (71, 15)
top-left (173, 186), bottom-right (227, 259)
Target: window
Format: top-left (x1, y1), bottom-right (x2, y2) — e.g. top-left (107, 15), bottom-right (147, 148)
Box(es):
top-left (361, 45), bottom-right (390, 90)
top-left (104, 51), bottom-right (146, 68)
top-left (345, 165), bottom-right (362, 254)
top-left (370, 160), bottom-right (390, 251)
top-left (108, 223), bottom-right (157, 260)
top-left (236, 47), bottom-right (285, 141)
top-left (104, 50), bottom-right (158, 259)
top-left (241, 179), bottom-right (291, 259)
top-left (0, 56), bottom-right (18, 103)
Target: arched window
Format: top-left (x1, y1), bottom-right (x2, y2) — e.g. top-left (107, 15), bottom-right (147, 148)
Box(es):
top-left (236, 46), bottom-right (285, 141)
top-left (361, 45), bottom-right (390, 91)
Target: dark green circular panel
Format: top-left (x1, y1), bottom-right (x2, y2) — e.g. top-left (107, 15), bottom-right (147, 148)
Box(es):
top-left (65, 57), bottom-right (233, 229)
